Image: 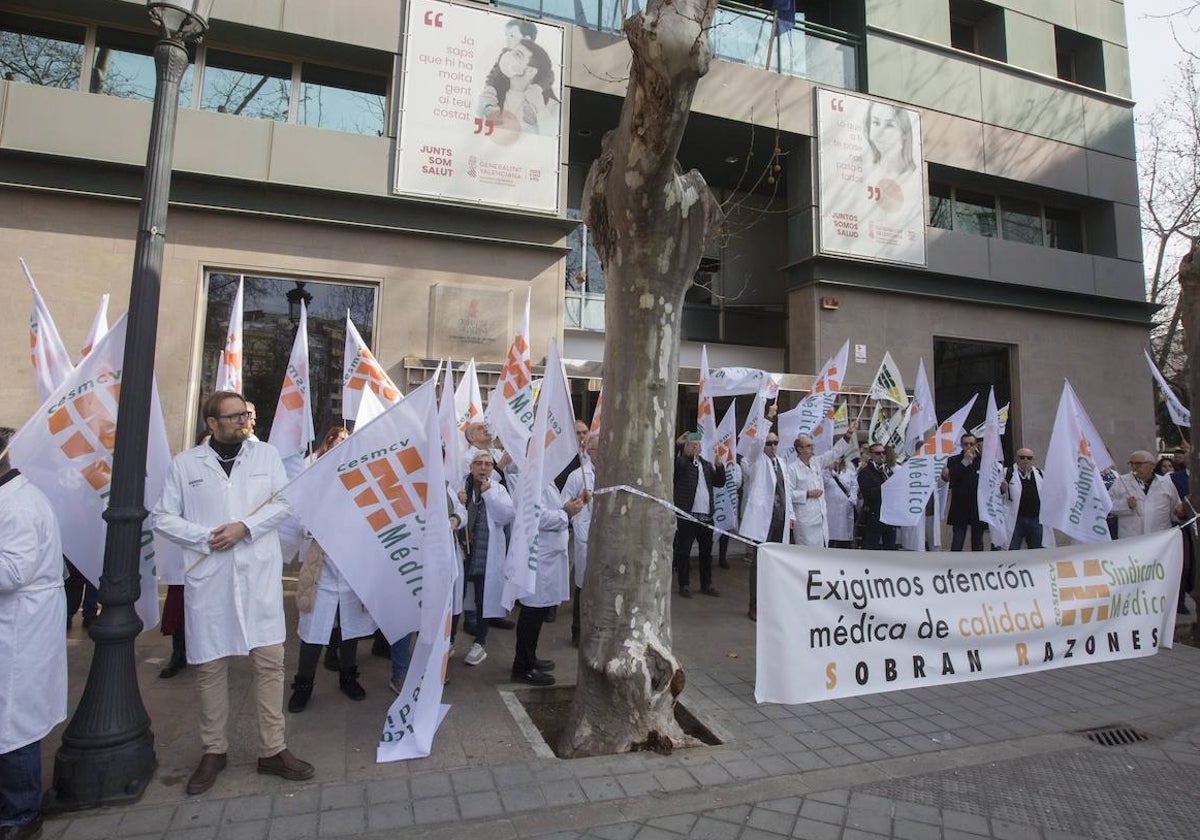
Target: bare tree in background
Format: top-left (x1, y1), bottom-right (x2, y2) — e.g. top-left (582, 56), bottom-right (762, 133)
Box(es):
top-left (557, 0), bottom-right (723, 757)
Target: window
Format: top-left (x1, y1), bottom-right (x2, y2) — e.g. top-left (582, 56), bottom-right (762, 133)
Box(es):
top-left (1054, 27), bottom-right (1105, 91)
top-left (953, 189), bottom-right (996, 238)
top-left (999, 197), bottom-right (1042, 246)
top-left (90, 27), bottom-right (193, 104)
top-left (0, 12), bottom-right (85, 89)
top-left (947, 0), bottom-right (1006, 62)
top-left (297, 64), bottom-right (387, 136)
top-left (929, 181), bottom-right (953, 230)
top-left (1044, 206), bottom-right (1083, 252)
top-left (201, 272), bottom-right (379, 436)
top-left (934, 338), bottom-right (1012, 459)
top-left (201, 50), bottom-right (291, 122)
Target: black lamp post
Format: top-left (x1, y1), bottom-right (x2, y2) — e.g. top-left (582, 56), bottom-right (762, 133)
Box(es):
top-left (287, 280), bottom-right (314, 321)
top-left (48, 0), bottom-right (213, 811)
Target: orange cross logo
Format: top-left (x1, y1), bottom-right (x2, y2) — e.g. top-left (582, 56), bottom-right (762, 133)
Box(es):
top-left (339, 447), bottom-right (428, 532)
top-left (345, 350), bottom-right (400, 403)
top-left (1054, 559), bottom-right (1110, 626)
top-left (498, 336), bottom-right (530, 399)
top-left (47, 384), bottom-right (120, 492)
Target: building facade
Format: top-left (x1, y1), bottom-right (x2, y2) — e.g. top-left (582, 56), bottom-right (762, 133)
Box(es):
top-left (0, 0), bottom-right (1152, 459)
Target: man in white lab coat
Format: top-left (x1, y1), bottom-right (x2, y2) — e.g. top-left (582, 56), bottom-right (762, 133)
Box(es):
top-left (153, 392), bottom-right (313, 796)
top-left (742, 429), bottom-right (792, 623)
top-left (786, 422), bottom-right (859, 547)
top-left (1109, 449), bottom-right (1183, 537)
top-left (0, 427), bottom-right (66, 840)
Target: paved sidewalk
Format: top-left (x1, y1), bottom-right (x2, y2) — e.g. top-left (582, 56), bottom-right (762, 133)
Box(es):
top-left (38, 554), bottom-right (1200, 840)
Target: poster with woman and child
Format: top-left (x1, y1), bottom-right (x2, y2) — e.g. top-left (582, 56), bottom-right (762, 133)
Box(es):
top-left (394, 0), bottom-right (564, 213)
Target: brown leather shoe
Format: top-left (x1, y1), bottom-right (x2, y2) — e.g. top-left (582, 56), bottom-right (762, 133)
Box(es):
top-left (186, 752), bottom-right (227, 795)
top-left (257, 748), bottom-right (314, 781)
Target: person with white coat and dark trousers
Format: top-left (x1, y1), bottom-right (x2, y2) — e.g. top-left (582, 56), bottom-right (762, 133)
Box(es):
top-left (457, 448), bottom-right (515, 666)
top-left (0, 427), bottom-right (66, 840)
top-left (785, 423), bottom-right (859, 547)
top-left (153, 392), bottom-right (314, 796)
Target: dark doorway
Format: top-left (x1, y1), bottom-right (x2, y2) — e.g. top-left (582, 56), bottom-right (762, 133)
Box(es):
top-left (933, 338), bottom-right (1013, 461)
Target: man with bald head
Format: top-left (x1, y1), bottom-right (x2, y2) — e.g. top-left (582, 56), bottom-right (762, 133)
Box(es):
top-left (1110, 449), bottom-right (1184, 537)
top-left (785, 422), bottom-right (859, 547)
top-left (1004, 448), bottom-right (1045, 549)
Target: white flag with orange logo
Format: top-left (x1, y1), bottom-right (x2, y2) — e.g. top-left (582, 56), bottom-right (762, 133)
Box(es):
top-left (903, 359), bottom-right (935, 458)
top-left (22, 259), bottom-right (75, 403)
top-left (439, 363), bottom-right (467, 482)
top-left (777, 341), bottom-right (849, 466)
top-left (77, 294), bottom-right (110, 363)
top-left (1144, 349), bottom-right (1190, 427)
top-left (881, 395), bottom-right (978, 528)
top-left (283, 376), bottom-right (454, 643)
top-left (698, 346), bottom-right (719, 463)
top-left (501, 339), bottom-right (577, 611)
top-left (486, 291), bottom-right (534, 468)
top-left (707, 367), bottom-right (782, 398)
top-left (269, 300), bottom-right (315, 475)
top-left (342, 313), bottom-right (402, 422)
top-left (453, 359), bottom-right (484, 430)
top-left (215, 278), bottom-right (244, 394)
top-left (712, 402), bottom-right (740, 534)
top-left (1041, 380), bottom-right (1114, 544)
top-left (9, 313), bottom-right (163, 630)
top-left (977, 387), bottom-right (1010, 545)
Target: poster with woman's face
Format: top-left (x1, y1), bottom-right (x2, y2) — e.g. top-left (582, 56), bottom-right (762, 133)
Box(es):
top-left (815, 90), bottom-right (926, 267)
top-left (394, 0), bottom-right (564, 212)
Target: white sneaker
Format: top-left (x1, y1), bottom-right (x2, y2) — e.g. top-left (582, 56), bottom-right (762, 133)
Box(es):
top-left (464, 643), bottom-right (487, 666)
top-left (388, 675), bottom-right (403, 694)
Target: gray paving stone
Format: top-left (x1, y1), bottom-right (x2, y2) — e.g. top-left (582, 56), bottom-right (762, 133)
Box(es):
top-left (616, 771), bottom-right (660, 797)
top-left (580, 776), bottom-right (624, 802)
top-left (652, 767), bottom-right (698, 792)
top-left (893, 801), bottom-right (943, 825)
top-left (842, 831), bottom-right (890, 840)
top-left (169, 828), bottom-right (218, 840)
top-left (741, 828), bottom-right (791, 840)
top-left (707, 804), bottom-right (752, 823)
top-left (990, 818), bottom-right (1043, 840)
top-left (542, 778), bottom-right (588, 806)
top-left (808, 790), bottom-right (851, 806)
top-left (220, 822), bottom-right (269, 840)
top-left (942, 809), bottom-right (990, 836)
top-left (224, 795), bottom-right (273, 822)
top-left (412, 794), bottom-right (458, 824)
top-left (119, 807), bottom-right (175, 834)
top-left (365, 779), bottom-right (409, 805)
top-left (798, 799), bottom-right (846, 826)
top-left (316, 806), bottom-right (365, 838)
top-left (500, 784), bottom-right (548, 813)
top-left (944, 830), bottom-right (990, 840)
top-left (61, 813), bottom-right (123, 840)
top-left (687, 815), bottom-right (741, 840)
top-left (317, 784), bottom-right (363, 811)
top-left (409, 772), bottom-right (454, 799)
top-left (788, 818), bottom-right (842, 840)
top-left (893, 817), bottom-right (943, 839)
top-left (266, 812), bottom-right (318, 840)
top-left (272, 789), bottom-right (320, 817)
top-left (494, 762), bottom-right (538, 787)
top-left (647, 814), bottom-right (699, 834)
top-left (845, 808), bottom-right (892, 835)
top-left (745, 806), bottom-right (796, 835)
top-left (756, 755), bottom-right (797, 775)
top-left (365, 801), bottom-right (414, 832)
top-left (451, 767), bottom-right (495, 793)
top-left (588, 824), bottom-right (640, 840)
top-left (689, 762), bottom-right (734, 785)
top-left (725, 759), bottom-right (768, 780)
top-left (630, 827), bottom-right (680, 840)
top-left (458, 790), bottom-right (504, 819)
top-left (172, 800), bottom-right (226, 829)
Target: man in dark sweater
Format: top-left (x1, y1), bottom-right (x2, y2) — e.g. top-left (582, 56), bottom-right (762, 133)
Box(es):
top-left (672, 432), bottom-right (726, 598)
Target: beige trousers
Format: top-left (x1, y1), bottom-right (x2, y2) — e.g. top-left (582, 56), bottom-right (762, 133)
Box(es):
top-left (196, 643), bottom-right (286, 758)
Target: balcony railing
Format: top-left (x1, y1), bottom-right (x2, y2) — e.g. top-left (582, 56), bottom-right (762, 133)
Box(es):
top-left (496, 0), bottom-right (859, 89)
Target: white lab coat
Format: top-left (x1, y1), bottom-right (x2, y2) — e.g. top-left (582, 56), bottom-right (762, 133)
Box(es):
top-left (1000, 465), bottom-right (1056, 549)
top-left (825, 466), bottom-right (858, 544)
top-left (152, 440), bottom-right (292, 664)
top-left (0, 473), bottom-right (67, 753)
top-left (523, 482), bottom-right (571, 608)
top-left (468, 480), bottom-right (515, 619)
top-left (1110, 472), bottom-right (1181, 537)
top-left (296, 545), bottom-right (377, 644)
top-left (562, 462), bottom-right (594, 588)
top-left (740, 445), bottom-right (794, 544)
top-left (787, 437), bottom-right (856, 547)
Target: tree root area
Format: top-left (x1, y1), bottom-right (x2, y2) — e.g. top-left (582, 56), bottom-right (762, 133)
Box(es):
top-left (521, 688), bottom-right (720, 758)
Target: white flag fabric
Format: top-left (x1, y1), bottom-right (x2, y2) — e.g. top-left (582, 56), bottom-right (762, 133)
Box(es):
top-left (776, 341), bottom-right (849, 466)
top-left (9, 314), bottom-right (162, 630)
top-left (78, 294), bottom-right (110, 363)
top-left (882, 395), bottom-right (978, 528)
top-left (439, 363), bottom-right (467, 482)
top-left (697, 346), bottom-right (719, 463)
top-left (706, 367), bottom-right (781, 398)
top-left (867, 404), bottom-right (885, 445)
top-left (971, 403), bottom-right (1009, 439)
top-left (355, 384), bottom-right (387, 428)
top-left (1041, 381), bottom-right (1113, 544)
top-left (283, 378), bottom-right (450, 643)
top-left (23, 259), bottom-right (74, 404)
top-left (215, 278), bottom-right (244, 394)
top-left (977, 388), bottom-right (1010, 545)
top-left (501, 339), bottom-right (577, 610)
top-left (454, 359), bottom-right (484, 430)
top-left (868, 351), bottom-right (907, 406)
top-left (269, 300), bottom-right (315, 471)
top-left (342, 313), bottom-right (403, 422)
top-left (712, 402), bottom-right (740, 534)
top-left (1145, 349), bottom-right (1190, 427)
top-left (486, 291), bottom-right (534, 467)
top-left (903, 359), bottom-right (935, 458)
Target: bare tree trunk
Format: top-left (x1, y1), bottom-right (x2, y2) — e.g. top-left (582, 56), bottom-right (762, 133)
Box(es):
top-left (557, 0), bottom-right (722, 756)
top-left (1180, 245), bottom-right (1200, 644)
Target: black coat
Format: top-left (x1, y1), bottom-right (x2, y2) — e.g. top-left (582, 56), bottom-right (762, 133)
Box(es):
top-left (673, 451), bottom-right (726, 515)
top-left (945, 453), bottom-right (981, 526)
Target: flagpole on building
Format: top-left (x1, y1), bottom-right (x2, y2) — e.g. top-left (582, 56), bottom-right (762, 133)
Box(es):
top-left (48, 0), bottom-right (213, 812)
top-left (764, 12), bottom-right (777, 70)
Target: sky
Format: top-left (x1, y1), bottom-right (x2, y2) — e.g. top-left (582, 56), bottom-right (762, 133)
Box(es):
top-left (1125, 0), bottom-right (1194, 115)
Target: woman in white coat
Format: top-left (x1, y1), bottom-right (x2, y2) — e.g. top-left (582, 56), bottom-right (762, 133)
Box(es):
top-left (824, 457), bottom-right (858, 548)
top-left (288, 427), bottom-right (378, 712)
top-left (0, 440), bottom-right (66, 839)
top-left (511, 482), bottom-right (580, 685)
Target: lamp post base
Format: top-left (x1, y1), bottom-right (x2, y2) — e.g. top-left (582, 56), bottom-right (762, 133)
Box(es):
top-left (45, 732), bottom-right (156, 813)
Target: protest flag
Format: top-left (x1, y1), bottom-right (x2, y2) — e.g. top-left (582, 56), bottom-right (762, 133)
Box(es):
top-left (22, 258), bottom-right (74, 403)
top-left (78, 294), bottom-right (110, 362)
top-left (342, 312), bottom-right (402, 422)
top-left (977, 387), bottom-right (1011, 547)
top-left (1040, 380), bottom-right (1113, 544)
top-left (215, 277), bottom-right (244, 393)
top-left (486, 290), bottom-right (535, 467)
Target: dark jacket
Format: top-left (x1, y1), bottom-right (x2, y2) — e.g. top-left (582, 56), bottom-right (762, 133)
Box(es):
top-left (945, 453), bottom-right (981, 526)
top-left (673, 450), bottom-right (726, 516)
top-left (857, 462), bottom-right (892, 515)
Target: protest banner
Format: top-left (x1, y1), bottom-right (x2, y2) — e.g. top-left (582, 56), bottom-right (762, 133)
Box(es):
top-left (756, 529), bottom-right (1182, 703)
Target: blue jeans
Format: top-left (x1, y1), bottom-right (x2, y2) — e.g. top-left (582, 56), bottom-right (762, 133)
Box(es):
top-left (0, 740), bottom-right (41, 827)
top-left (1008, 516), bottom-right (1043, 550)
top-left (390, 633), bottom-right (415, 680)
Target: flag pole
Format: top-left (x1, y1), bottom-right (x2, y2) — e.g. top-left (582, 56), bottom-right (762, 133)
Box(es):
top-left (765, 12), bottom-right (777, 70)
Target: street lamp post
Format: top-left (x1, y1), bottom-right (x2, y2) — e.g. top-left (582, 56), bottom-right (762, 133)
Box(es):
top-left (48, 0), bottom-right (214, 811)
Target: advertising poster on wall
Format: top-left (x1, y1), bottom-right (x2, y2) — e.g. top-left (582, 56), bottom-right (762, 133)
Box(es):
top-left (395, 0), bottom-right (564, 213)
top-left (815, 89), bottom-right (926, 266)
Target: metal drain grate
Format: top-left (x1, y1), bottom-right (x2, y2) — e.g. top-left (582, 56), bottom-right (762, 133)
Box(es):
top-left (1075, 724), bottom-right (1152, 747)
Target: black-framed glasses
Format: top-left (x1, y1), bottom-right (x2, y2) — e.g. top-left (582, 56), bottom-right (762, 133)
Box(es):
top-left (215, 411), bottom-right (251, 422)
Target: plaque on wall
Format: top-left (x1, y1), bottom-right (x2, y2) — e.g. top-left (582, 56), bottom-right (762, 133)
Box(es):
top-left (428, 284), bottom-right (513, 360)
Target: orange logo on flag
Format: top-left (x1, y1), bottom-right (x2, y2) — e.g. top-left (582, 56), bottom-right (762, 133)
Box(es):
top-left (346, 351), bottom-right (400, 403)
top-left (498, 336), bottom-right (530, 399)
top-left (814, 366), bottom-right (840, 393)
top-left (278, 372), bottom-right (306, 411)
top-left (338, 447), bottom-right (428, 533)
top-left (47, 384), bottom-right (120, 491)
top-left (1054, 559), bottom-right (1111, 626)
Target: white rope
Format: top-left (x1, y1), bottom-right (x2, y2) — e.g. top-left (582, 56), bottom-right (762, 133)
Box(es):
top-left (592, 483), bottom-right (761, 547)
